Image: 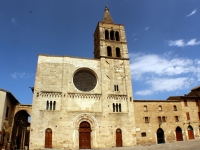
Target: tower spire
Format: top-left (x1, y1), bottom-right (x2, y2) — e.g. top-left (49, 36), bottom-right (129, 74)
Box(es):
top-left (102, 6), bottom-right (114, 24)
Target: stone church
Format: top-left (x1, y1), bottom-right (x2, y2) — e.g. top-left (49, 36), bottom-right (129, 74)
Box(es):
top-left (29, 7), bottom-right (200, 150)
top-left (30, 7), bottom-right (136, 149)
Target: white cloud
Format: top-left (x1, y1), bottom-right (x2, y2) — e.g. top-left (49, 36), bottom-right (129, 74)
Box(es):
top-left (168, 39), bottom-right (185, 47)
top-left (130, 53), bottom-right (200, 95)
top-left (11, 72), bottom-right (33, 79)
top-left (186, 9), bottom-right (197, 17)
top-left (168, 39), bottom-right (200, 47)
top-left (11, 18), bottom-right (17, 25)
top-left (186, 39), bottom-right (200, 46)
top-left (145, 26), bottom-right (150, 30)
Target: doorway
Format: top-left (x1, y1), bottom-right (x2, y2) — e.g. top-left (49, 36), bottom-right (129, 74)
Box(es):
top-left (188, 125), bottom-right (194, 140)
top-left (157, 128), bottom-right (165, 144)
top-left (45, 128), bottom-right (52, 148)
top-left (79, 121), bottom-right (91, 149)
top-left (175, 127), bottom-right (183, 141)
top-left (116, 128), bottom-right (122, 147)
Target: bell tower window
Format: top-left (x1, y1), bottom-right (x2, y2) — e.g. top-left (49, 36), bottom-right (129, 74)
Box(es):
top-left (105, 30), bottom-right (109, 40)
top-left (107, 46), bottom-right (112, 56)
top-left (116, 48), bottom-right (121, 57)
top-left (110, 30), bottom-right (115, 40)
top-left (115, 31), bottom-right (120, 41)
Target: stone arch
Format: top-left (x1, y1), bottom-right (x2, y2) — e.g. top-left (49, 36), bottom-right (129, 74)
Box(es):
top-left (73, 113), bottom-right (98, 149)
top-left (73, 113), bottom-right (98, 129)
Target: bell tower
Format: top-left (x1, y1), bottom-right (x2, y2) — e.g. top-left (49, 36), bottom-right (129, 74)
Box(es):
top-left (93, 6), bottom-right (129, 59)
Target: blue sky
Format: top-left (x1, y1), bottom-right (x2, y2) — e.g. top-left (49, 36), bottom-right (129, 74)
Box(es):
top-left (1, 0), bottom-right (200, 104)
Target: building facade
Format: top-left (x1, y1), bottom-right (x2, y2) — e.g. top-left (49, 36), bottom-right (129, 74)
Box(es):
top-left (29, 7), bottom-right (136, 149)
top-left (0, 89), bottom-right (30, 150)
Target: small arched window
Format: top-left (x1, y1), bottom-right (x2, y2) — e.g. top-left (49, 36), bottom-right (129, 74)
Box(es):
top-left (110, 30), bottom-right (115, 40)
top-left (174, 105), bottom-right (177, 111)
top-left (115, 31), bottom-right (120, 41)
top-left (53, 101), bottom-right (56, 110)
top-left (119, 104), bottom-right (121, 112)
top-left (46, 101), bottom-right (49, 110)
top-left (144, 105), bottom-right (148, 112)
top-left (50, 101), bottom-right (52, 110)
top-left (107, 46), bottom-right (112, 56)
top-left (116, 48), bottom-right (121, 57)
top-left (159, 105), bottom-right (162, 111)
top-left (113, 103), bottom-right (115, 112)
top-left (116, 103), bottom-right (119, 112)
top-left (105, 30), bottom-right (109, 40)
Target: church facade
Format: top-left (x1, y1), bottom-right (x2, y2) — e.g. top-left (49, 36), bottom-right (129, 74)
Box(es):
top-left (29, 7), bottom-right (136, 149)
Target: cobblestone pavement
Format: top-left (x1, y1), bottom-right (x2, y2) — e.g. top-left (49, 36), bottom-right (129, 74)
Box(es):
top-left (108, 139), bottom-right (200, 150)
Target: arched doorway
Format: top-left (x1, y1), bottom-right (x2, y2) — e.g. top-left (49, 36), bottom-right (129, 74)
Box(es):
top-left (11, 110), bottom-right (30, 149)
top-left (176, 126), bottom-right (183, 141)
top-left (45, 128), bottom-right (52, 148)
top-left (116, 128), bottom-right (122, 147)
top-left (79, 121), bottom-right (91, 149)
top-left (188, 125), bottom-right (194, 140)
top-left (157, 128), bottom-right (165, 144)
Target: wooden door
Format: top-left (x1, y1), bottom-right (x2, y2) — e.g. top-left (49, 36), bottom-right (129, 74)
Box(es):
top-left (79, 122), bottom-right (91, 149)
top-left (116, 129), bottom-right (122, 147)
top-left (188, 126), bottom-right (194, 140)
top-left (176, 127), bottom-right (183, 141)
top-left (45, 128), bottom-right (52, 148)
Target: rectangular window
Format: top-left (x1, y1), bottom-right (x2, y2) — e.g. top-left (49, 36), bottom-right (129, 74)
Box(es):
top-left (141, 132), bottom-right (146, 137)
top-left (195, 100), bottom-right (199, 106)
top-left (145, 117), bottom-right (149, 123)
top-left (175, 116), bottom-right (179, 122)
top-left (158, 116), bottom-right (161, 123)
top-left (184, 100), bottom-right (188, 106)
top-left (186, 112), bottom-right (190, 120)
top-left (6, 106), bottom-right (9, 118)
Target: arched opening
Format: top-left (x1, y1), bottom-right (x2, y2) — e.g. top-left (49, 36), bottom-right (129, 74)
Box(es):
top-left (115, 31), bottom-right (120, 41)
top-left (45, 128), bottom-right (52, 148)
top-left (144, 105), bottom-right (148, 112)
top-left (110, 30), bottom-right (115, 40)
top-left (113, 103), bottom-right (115, 112)
top-left (187, 125), bottom-right (194, 140)
top-left (175, 126), bottom-right (183, 141)
top-left (79, 121), bottom-right (91, 149)
top-left (53, 101), bottom-right (56, 110)
top-left (116, 48), bottom-right (121, 57)
top-left (11, 110), bottom-right (30, 149)
top-left (119, 104), bottom-right (121, 112)
top-left (116, 128), bottom-right (122, 147)
top-left (105, 30), bottom-right (109, 40)
top-left (50, 101), bottom-right (52, 110)
top-left (157, 128), bottom-right (165, 144)
top-left (107, 46), bottom-right (112, 57)
top-left (116, 103), bottom-right (118, 112)
top-left (158, 105), bottom-right (162, 111)
top-left (46, 101), bottom-right (49, 110)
